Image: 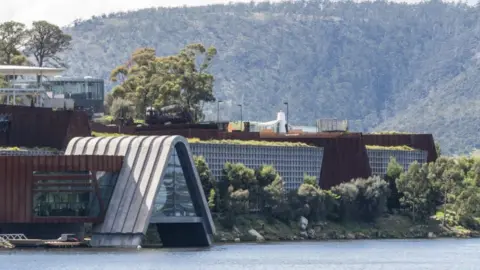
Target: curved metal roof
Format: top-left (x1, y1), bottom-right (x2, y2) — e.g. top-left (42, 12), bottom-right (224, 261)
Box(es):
top-left (65, 135), bottom-right (215, 238)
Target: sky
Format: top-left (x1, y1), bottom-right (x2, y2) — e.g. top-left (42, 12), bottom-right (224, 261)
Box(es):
top-left (1, 0), bottom-right (475, 27)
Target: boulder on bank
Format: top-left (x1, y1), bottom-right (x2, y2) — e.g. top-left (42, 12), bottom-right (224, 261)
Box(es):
top-left (248, 229), bottom-right (265, 242)
top-left (299, 216), bottom-right (308, 230)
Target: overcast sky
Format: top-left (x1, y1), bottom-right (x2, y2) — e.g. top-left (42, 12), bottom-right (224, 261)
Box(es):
top-left (0, 0), bottom-right (475, 27)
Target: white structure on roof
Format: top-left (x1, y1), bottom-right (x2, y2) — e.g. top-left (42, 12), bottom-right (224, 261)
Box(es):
top-left (0, 65), bottom-right (65, 76)
top-left (249, 110), bottom-right (288, 133)
top-left (0, 65), bottom-right (70, 108)
top-left (65, 135), bottom-right (215, 248)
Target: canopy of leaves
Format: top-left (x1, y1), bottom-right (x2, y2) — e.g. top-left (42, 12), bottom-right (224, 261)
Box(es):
top-left (0, 21), bottom-right (28, 65)
top-left (110, 44), bottom-right (216, 121)
top-left (25, 20), bottom-right (72, 67)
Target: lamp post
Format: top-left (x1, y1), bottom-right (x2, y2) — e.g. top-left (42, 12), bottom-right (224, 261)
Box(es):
top-left (217, 100), bottom-right (223, 123)
top-left (283, 101), bottom-right (289, 124)
top-left (237, 104), bottom-right (243, 124)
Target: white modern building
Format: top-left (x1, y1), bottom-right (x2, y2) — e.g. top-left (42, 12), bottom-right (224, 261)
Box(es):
top-left (0, 65), bottom-right (74, 109)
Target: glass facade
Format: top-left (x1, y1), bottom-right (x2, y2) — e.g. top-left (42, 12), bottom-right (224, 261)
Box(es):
top-left (189, 143), bottom-right (324, 191)
top-left (96, 172), bottom-right (119, 207)
top-left (32, 171), bottom-right (119, 218)
top-left (43, 77), bottom-right (105, 113)
top-left (152, 146), bottom-right (197, 218)
top-left (48, 78), bottom-right (104, 101)
top-left (367, 149), bottom-right (428, 176)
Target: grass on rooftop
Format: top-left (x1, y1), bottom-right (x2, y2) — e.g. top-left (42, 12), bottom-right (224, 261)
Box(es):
top-left (366, 145), bottom-right (416, 151)
top-left (91, 132), bottom-right (313, 147)
top-left (369, 131), bottom-right (411, 135)
top-left (187, 138), bottom-right (313, 147)
top-left (0, 146), bottom-right (60, 151)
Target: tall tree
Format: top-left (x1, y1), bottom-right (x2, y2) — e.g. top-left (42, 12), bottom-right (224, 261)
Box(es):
top-left (110, 47), bottom-right (158, 117)
top-left (385, 157), bottom-right (404, 211)
top-left (24, 21), bottom-right (72, 68)
top-left (171, 43), bottom-right (217, 121)
top-left (110, 44), bottom-right (217, 121)
top-left (396, 162), bottom-right (433, 223)
top-left (0, 21), bottom-right (27, 65)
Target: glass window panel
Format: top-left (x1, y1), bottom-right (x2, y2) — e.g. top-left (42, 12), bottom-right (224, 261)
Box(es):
top-left (32, 171), bottom-right (101, 217)
top-left (152, 146), bottom-right (198, 219)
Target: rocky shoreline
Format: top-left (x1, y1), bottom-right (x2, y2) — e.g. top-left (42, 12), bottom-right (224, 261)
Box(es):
top-left (211, 214), bottom-right (480, 244)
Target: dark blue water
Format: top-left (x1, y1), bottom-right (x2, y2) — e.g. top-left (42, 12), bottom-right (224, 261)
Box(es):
top-left (1, 239), bottom-right (479, 270)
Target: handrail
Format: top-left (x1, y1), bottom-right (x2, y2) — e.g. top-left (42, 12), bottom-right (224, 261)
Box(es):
top-left (0, 234), bottom-right (28, 240)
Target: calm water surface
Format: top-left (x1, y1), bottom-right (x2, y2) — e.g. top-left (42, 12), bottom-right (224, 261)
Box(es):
top-left (1, 239), bottom-right (479, 270)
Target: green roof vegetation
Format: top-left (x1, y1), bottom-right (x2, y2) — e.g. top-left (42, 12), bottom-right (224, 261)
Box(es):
top-left (187, 138), bottom-right (313, 147)
top-left (366, 145), bottom-right (416, 151)
top-left (0, 146), bottom-right (60, 152)
top-left (369, 131), bottom-right (411, 135)
top-left (91, 132), bottom-right (313, 147)
top-left (92, 131), bottom-right (124, 137)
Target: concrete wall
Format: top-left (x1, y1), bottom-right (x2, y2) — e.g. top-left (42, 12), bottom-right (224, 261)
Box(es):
top-left (367, 149), bottom-right (428, 176)
top-left (190, 143), bottom-right (324, 191)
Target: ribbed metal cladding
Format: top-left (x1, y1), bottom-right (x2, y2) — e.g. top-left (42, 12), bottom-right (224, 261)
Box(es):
top-left (65, 135), bottom-right (215, 247)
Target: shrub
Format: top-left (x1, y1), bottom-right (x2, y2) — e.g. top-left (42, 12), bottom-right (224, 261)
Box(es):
top-left (332, 176), bottom-right (389, 222)
top-left (193, 155), bottom-right (215, 199)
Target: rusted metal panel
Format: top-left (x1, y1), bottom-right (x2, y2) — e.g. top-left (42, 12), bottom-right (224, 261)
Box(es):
top-left (255, 133), bottom-right (372, 189)
top-left (25, 156), bottom-right (33, 223)
top-left (0, 155), bottom-right (124, 224)
top-left (32, 217), bottom-right (102, 223)
top-left (0, 105), bottom-right (90, 150)
top-left (0, 157), bottom-right (5, 221)
top-left (5, 157), bottom-right (12, 221)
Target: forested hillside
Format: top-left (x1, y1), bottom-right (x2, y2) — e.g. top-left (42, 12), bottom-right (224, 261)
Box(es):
top-left (62, 0), bottom-right (480, 155)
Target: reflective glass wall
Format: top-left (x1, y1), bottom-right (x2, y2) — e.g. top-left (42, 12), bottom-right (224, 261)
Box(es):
top-left (48, 78), bottom-right (105, 112)
top-left (32, 171), bottom-right (119, 218)
top-left (49, 78), bottom-right (104, 101)
top-left (152, 147), bottom-right (197, 218)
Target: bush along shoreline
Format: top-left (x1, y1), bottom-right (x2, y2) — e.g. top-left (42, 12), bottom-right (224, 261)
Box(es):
top-left (191, 155), bottom-right (480, 243)
top-left (143, 155), bottom-right (480, 245)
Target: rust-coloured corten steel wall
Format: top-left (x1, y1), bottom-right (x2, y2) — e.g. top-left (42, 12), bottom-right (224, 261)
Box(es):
top-left (257, 132), bottom-right (372, 189)
top-left (0, 105), bottom-right (91, 150)
top-left (362, 134), bottom-right (438, 162)
top-left (0, 155), bottom-right (123, 224)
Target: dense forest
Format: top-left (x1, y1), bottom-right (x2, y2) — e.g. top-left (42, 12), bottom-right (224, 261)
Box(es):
top-left (62, 0), bottom-right (480, 155)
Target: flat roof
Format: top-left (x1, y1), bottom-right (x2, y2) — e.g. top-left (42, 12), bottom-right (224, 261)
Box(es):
top-left (0, 65), bottom-right (65, 76)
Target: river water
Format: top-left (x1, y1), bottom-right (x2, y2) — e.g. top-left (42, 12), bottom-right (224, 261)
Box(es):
top-left (1, 239), bottom-right (479, 270)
